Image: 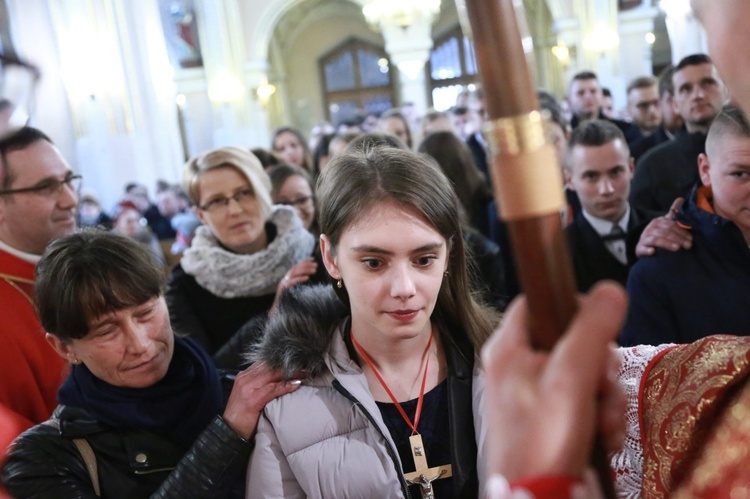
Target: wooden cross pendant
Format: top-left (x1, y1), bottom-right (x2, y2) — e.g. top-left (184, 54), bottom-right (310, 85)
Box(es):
top-left (403, 434), bottom-right (452, 498)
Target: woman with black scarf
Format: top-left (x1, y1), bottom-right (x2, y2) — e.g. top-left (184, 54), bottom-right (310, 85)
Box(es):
top-left (1, 230), bottom-right (302, 498)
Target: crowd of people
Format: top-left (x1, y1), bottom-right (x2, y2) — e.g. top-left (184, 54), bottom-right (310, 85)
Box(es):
top-left (1, 1), bottom-right (750, 497)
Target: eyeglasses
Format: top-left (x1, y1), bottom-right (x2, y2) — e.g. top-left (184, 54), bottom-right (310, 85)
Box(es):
top-left (0, 52), bottom-right (40, 140)
top-left (199, 187), bottom-right (255, 213)
top-left (277, 195), bottom-right (313, 207)
top-left (0, 173), bottom-right (82, 197)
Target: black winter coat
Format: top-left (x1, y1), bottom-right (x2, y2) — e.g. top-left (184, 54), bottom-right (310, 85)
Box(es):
top-left (166, 262), bottom-right (276, 357)
top-left (2, 401), bottom-right (251, 499)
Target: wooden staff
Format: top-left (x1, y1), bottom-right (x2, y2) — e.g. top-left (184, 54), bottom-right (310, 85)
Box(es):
top-left (462, 0), bottom-right (615, 496)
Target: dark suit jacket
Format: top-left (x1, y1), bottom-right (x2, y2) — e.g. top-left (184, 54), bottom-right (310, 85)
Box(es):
top-left (489, 189), bottom-right (582, 301)
top-left (466, 133), bottom-right (488, 178)
top-left (630, 130), bottom-right (707, 214)
top-left (629, 126), bottom-right (672, 164)
top-left (565, 207), bottom-right (653, 292)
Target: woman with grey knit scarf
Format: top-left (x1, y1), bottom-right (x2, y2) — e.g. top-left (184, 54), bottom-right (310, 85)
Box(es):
top-left (166, 147), bottom-right (321, 369)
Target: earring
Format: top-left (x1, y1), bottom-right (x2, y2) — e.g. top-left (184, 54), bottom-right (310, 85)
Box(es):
top-left (444, 270), bottom-right (449, 278)
top-left (337, 278), bottom-right (343, 289)
top-left (69, 355), bottom-right (80, 365)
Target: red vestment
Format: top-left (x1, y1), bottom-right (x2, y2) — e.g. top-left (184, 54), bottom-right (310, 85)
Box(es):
top-left (639, 335), bottom-right (750, 497)
top-left (0, 249), bottom-right (67, 445)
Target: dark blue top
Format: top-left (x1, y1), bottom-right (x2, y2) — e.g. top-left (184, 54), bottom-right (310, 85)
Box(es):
top-left (377, 379), bottom-right (453, 498)
top-left (620, 184), bottom-right (750, 346)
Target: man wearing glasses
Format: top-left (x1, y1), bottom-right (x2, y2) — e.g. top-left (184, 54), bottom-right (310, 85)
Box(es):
top-left (0, 126), bottom-right (80, 443)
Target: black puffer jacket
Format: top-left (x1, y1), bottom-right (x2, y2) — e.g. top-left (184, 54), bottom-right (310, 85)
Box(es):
top-left (2, 384), bottom-right (251, 498)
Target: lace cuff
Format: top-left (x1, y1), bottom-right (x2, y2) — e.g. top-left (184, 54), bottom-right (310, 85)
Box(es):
top-left (611, 343), bottom-right (674, 498)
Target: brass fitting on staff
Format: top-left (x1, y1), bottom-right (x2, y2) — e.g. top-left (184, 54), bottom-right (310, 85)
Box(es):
top-left (483, 110), bottom-right (565, 220)
top-left (484, 109), bottom-right (548, 155)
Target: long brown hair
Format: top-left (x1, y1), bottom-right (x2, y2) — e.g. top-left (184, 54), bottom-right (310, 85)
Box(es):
top-left (418, 131), bottom-right (491, 222)
top-left (316, 144), bottom-right (498, 351)
top-left (271, 126), bottom-right (313, 173)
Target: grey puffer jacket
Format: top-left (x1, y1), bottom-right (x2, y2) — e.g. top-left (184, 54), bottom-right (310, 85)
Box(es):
top-left (246, 285), bottom-right (487, 499)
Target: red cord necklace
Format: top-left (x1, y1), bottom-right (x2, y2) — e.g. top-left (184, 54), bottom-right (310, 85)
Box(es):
top-left (350, 327), bottom-right (452, 497)
top-left (351, 328), bottom-right (433, 434)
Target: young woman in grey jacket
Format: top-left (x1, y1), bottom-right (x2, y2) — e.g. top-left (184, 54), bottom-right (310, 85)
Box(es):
top-left (247, 145), bottom-right (500, 498)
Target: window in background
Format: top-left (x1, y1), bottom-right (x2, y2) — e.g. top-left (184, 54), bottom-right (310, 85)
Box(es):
top-left (319, 37), bottom-right (396, 127)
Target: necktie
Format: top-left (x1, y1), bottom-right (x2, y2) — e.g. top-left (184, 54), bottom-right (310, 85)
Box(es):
top-left (605, 224), bottom-right (627, 264)
top-left (601, 224), bottom-right (626, 242)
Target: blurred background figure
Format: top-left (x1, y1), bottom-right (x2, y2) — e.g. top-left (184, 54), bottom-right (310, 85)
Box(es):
top-left (170, 209), bottom-right (201, 256)
top-left (450, 105), bottom-right (475, 141)
top-left (327, 131), bottom-right (360, 162)
top-left (359, 112), bottom-right (379, 133)
top-left (658, 65), bottom-right (685, 136)
top-left (626, 76), bottom-right (662, 139)
top-left (271, 126), bottom-right (313, 173)
top-left (466, 88), bottom-right (490, 177)
top-left (420, 109), bottom-right (455, 138)
top-left (268, 164), bottom-right (317, 235)
top-left (601, 87), bottom-right (616, 118)
top-left (250, 147), bottom-right (282, 170)
top-left (77, 190), bottom-right (112, 230)
top-left (377, 109), bottom-right (413, 149)
top-left (312, 133), bottom-right (335, 174)
top-left (151, 184), bottom-right (187, 241)
top-left (111, 200), bottom-right (165, 268)
top-left (418, 131), bottom-right (490, 236)
top-left (308, 120), bottom-right (335, 151)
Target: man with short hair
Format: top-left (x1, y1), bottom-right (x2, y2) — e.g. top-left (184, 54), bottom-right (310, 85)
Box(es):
top-left (449, 106), bottom-right (473, 141)
top-left (0, 127), bottom-right (78, 436)
top-left (568, 71), bottom-right (640, 144)
top-left (630, 54), bottom-right (727, 214)
top-left (465, 88), bottom-right (490, 177)
top-left (601, 87), bottom-right (615, 119)
top-left (564, 120), bottom-right (654, 292)
top-left (152, 185), bottom-right (184, 240)
top-left (658, 65), bottom-right (685, 136)
top-left (626, 76), bottom-right (662, 138)
top-left (621, 104), bottom-right (750, 346)
top-left (629, 66), bottom-right (684, 163)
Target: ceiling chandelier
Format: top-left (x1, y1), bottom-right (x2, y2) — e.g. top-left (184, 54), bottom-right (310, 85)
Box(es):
top-left (362, 0), bottom-right (441, 30)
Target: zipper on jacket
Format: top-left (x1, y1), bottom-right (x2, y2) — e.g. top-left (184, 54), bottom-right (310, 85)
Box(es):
top-left (332, 379), bottom-right (412, 499)
top-left (134, 467), bottom-right (176, 475)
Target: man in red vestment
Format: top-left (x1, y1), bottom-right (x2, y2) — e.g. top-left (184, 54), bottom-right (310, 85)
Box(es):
top-left (0, 127), bottom-right (78, 448)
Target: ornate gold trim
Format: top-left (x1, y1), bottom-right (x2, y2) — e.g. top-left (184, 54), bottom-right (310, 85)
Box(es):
top-left (0, 275), bottom-right (33, 306)
top-left (483, 110), bottom-right (565, 220)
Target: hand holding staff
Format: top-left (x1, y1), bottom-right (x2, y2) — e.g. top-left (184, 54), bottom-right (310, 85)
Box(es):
top-left (462, 0), bottom-right (616, 495)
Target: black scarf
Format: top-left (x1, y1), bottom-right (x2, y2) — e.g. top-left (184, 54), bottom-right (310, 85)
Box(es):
top-left (58, 337), bottom-right (222, 448)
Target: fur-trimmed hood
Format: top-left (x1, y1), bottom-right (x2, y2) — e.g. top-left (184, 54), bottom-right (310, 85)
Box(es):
top-left (247, 284), bottom-right (348, 378)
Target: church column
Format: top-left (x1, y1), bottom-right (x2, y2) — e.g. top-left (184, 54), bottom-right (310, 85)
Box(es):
top-left (194, 0), bottom-right (268, 148)
top-left (618, 5), bottom-right (660, 85)
top-left (46, 0), bottom-right (184, 208)
top-left (369, 11), bottom-right (438, 117)
top-left (243, 59), bottom-right (274, 149)
top-left (555, 0), bottom-right (626, 108)
top-left (579, 0), bottom-right (622, 99)
top-left (660, 0), bottom-right (707, 64)
top-left (552, 17), bottom-right (580, 90)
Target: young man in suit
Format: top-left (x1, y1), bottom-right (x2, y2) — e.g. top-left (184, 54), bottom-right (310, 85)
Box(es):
top-left (564, 120), bottom-right (654, 292)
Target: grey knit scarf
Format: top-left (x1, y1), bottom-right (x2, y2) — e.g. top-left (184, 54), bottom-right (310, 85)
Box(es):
top-left (180, 205), bottom-right (316, 298)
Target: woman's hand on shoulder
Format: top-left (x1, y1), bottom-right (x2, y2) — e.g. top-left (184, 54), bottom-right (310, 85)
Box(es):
top-left (271, 258), bottom-right (318, 313)
top-left (222, 362), bottom-right (304, 440)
